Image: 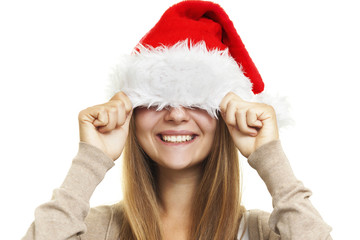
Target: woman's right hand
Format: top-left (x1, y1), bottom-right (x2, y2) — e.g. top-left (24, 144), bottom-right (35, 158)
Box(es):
top-left (78, 91), bottom-right (132, 161)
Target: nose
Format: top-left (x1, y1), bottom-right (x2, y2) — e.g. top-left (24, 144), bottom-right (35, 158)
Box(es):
top-left (164, 106), bottom-right (191, 124)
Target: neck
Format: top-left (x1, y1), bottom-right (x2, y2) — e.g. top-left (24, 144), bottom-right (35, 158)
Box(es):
top-left (156, 164), bottom-right (202, 218)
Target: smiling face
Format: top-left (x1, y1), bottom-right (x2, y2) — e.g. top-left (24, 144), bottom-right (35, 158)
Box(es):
top-left (134, 106), bottom-right (217, 171)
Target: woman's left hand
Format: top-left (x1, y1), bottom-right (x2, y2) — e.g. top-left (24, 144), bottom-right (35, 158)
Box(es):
top-left (220, 92), bottom-right (279, 158)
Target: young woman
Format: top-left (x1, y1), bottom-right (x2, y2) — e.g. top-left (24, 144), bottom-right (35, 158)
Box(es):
top-left (23, 1), bottom-right (332, 239)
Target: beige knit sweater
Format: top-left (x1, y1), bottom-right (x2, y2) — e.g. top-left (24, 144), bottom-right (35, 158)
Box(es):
top-left (22, 140), bottom-right (332, 240)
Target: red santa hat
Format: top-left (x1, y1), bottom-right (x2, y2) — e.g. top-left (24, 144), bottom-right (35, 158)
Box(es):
top-left (109, 0), bottom-right (291, 127)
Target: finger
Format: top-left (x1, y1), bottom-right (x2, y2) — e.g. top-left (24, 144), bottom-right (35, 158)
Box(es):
top-left (236, 110), bottom-right (258, 136)
top-left (111, 92), bottom-right (132, 114)
top-left (219, 92), bottom-right (240, 113)
top-left (115, 105), bottom-right (130, 127)
top-left (223, 100), bottom-right (238, 128)
top-left (219, 93), bottom-right (231, 114)
top-left (246, 108), bottom-right (263, 128)
top-left (220, 92), bottom-right (245, 124)
top-left (107, 100), bottom-right (131, 127)
top-left (92, 108), bottom-right (108, 127)
top-left (219, 92), bottom-right (246, 116)
top-left (122, 95), bottom-right (133, 114)
top-left (110, 91), bottom-right (125, 101)
top-left (98, 106), bottom-right (118, 133)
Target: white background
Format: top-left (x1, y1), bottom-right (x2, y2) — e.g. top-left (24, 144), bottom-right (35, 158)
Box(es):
top-left (1, 0), bottom-right (359, 239)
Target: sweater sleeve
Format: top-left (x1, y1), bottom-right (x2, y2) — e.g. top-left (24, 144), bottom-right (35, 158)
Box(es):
top-left (247, 140), bottom-right (332, 240)
top-left (22, 142), bottom-right (115, 240)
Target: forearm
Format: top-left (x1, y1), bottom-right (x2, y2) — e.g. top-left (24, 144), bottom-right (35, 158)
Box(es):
top-left (22, 142), bottom-right (114, 240)
top-left (248, 140), bottom-right (332, 240)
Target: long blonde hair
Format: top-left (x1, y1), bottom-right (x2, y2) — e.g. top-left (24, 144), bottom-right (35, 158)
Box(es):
top-left (118, 115), bottom-right (245, 240)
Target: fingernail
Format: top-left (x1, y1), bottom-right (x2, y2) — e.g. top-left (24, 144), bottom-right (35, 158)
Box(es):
top-left (250, 132), bottom-right (257, 137)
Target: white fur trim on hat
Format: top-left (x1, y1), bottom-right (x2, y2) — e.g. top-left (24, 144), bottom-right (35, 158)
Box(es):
top-left (107, 40), bottom-right (293, 128)
top-left (108, 40), bottom-right (253, 118)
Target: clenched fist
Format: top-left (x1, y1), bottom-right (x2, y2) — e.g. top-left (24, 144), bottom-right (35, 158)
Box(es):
top-left (220, 92), bottom-right (279, 158)
top-left (78, 92), bottom-right (132, 161)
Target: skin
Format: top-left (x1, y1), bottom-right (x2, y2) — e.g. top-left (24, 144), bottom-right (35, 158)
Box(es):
top-left (78, 92), bottom-right (132, 160)
top-left (78, 91), bottom-right (279, 240)
top-left (134, 106), bottom-right (217, 239)
top-left (219, 92), bottom-right (279, 158)
top-left (134, 106), bottom-right (217, 171)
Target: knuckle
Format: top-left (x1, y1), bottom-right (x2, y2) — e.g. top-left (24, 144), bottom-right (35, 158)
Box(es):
top-left (236, 108), bottom-right (246, 115)
top-left (219, 103), bottom-right (226, 112)
top-left (264, 104), bottom-right (275, 113)
top-left (227, 101), bottom-right (238, 110)
top-left (247, 108), bottom-right (256, 114)
top-left (118, 100), bottom-right (125, 109)
top-left (108, 105), bottom-right (118, 113)
top-left (98, 105), bottom-right (107, 113)
top-left (227, 92), bottom-right (236, 97)
top-left (78, 107), bottom-right (93, 119)
top-left (268, 104), bottom-right (275, 111)
top-left (78, 109), bottom-right (86, 120)
top-left (113, 91), bottom-right (123, 98)
top-left (111, 99), bottom-right (125, 109)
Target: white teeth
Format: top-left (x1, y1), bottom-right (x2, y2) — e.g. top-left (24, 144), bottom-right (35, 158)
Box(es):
top-left (161, 135), bottom-right (194, 143)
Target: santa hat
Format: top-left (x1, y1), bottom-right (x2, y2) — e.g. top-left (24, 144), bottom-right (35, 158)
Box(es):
top-left (108, 0), bottom-right (292, 127)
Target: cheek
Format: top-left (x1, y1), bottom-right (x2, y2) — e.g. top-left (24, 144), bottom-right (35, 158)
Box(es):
top-left (194, 113), bottom-right (218, 136)
top-left (193, 114), bottom-right (218, 154)
top-left (202, 123), bottom-right (217, 159)
top-left (134, 109), bottom-right (161, 153)
top-left (134, 108), bottom-right (159, 134)
top-left (206, 118), bottom-right (218, 135)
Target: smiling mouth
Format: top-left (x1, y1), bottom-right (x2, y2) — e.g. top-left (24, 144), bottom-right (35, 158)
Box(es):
top-left (158, 134), bottom-right (197, 143)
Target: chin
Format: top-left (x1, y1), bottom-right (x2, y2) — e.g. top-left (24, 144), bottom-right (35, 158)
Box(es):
top-left (155, 155), bottom-right (203, 171)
